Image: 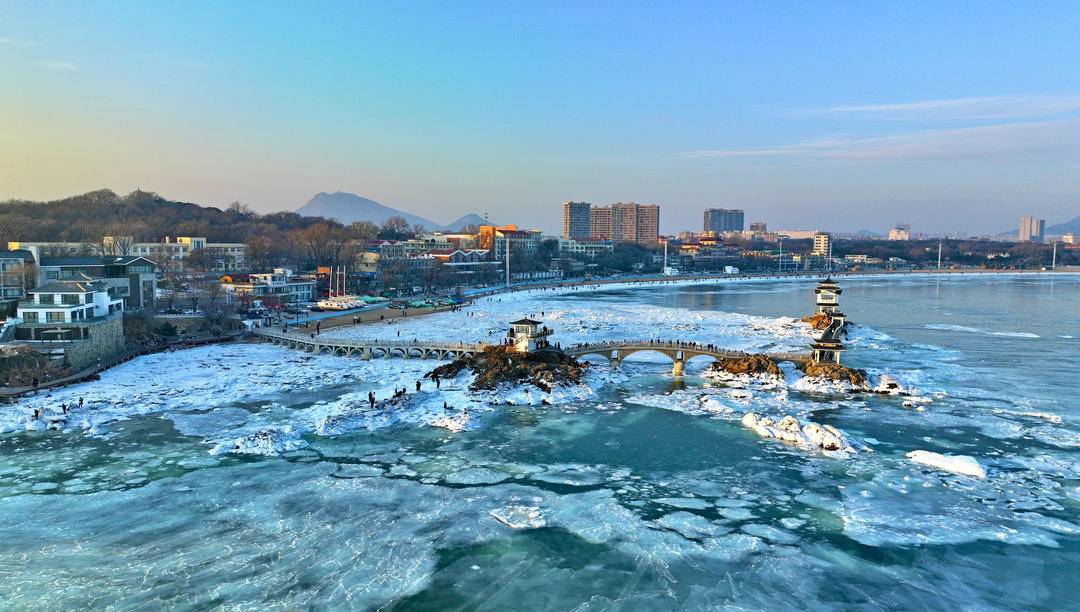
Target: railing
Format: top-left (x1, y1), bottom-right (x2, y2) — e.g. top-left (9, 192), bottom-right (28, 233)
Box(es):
top-left (566, 341), bottom-right (810, 362)
top-left (254, 329), bottom-right (488, 351)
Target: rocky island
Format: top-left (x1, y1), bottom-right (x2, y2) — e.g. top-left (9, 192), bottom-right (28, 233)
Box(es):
top-left (427, 345), bottom-right (590, 393)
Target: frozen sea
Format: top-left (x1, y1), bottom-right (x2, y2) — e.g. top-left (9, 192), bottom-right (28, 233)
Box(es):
top-left (1, 273), bottom-right (1078, 609)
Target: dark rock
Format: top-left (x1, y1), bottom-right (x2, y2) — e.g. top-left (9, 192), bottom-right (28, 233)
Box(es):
top-left (428, 345), bottom-right (588, 393)
top-left (800, 312), bottom-right (832, 331)
top-left (799, 361), bottom-right (868, 386)
top-left (707, 354), bottom-right (783, 378)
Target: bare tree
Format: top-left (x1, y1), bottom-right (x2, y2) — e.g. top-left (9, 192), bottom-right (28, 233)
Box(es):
top-left (348, 221), bottom-right (380, 240)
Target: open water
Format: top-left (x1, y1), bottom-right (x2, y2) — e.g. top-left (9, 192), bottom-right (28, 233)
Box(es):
top-left (1, 274), bottom-right (1078, 609)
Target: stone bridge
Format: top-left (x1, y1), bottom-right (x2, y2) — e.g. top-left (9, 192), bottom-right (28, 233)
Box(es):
top-left (255, 329), bottom-right (488, 361)
top-left (564, 341), bottom-right (811, 376)
top-left (256, 330), bottom-right (811, 377)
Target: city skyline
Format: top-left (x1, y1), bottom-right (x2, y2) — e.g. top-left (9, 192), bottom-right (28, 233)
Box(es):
top-left (2, 2), bottom-right (1080, 234)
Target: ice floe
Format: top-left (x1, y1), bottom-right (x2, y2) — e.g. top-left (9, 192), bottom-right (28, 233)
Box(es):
top-left (905, 450), bottom-right (986, 478)
top-left (741, 413), bottom-right (870, 457)
top-left (209, 427), bottom-right (307, 456)
top-left (489, 505), bottom-right (545, 529)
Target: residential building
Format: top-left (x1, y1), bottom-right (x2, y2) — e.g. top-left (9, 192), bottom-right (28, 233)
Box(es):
top-left (703, 208), bottom-right (744, 233)
top-left (588, 203), bottom-right (659, 246)
top-left (1063, 233), bottom-right (1076, 245)
top-left (477, 225), bottom-right (544, 262)
top-left (428, 249), bottom-right (500, 277)
top-left (17, 280), bottom-right (124, 324)
top-left (35, 256), bottom-right (158, 310)
top-left (9, 236), bottom-right (247, 272)
top-left (0, 250), bottom-right (35, 309)
top-left (13, 280), bottom-right (126, 369)
top-left (775, 229), bottom-right (821, 240)
top-left (562, 201), bottom-right (592, 239)
top-left (811, 232), bottom-right (833, 257)
top-left (1019, 216), bottom-right (1045, 243)
top-left (557, 238), bottom-right (614, 259)
top-left (220, 268), bottom-right (315, 304)
top-left (887, 224), bottom-right (911, 241)
top-left (748, 222), bottom-right (767, 233)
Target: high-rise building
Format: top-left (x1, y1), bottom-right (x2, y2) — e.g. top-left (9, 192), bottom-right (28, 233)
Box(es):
top-left (749, 222), bottom-right (767, 233)
top-left (812, 232), bottom-right (832, 257)
top-left (703, 209), bottom-right (744, 233)
top-left (588, 203), bottom-right (659, 245)
top-left (561, 201), bottom-right (591, 239)
top-left (887, 224), bottom-right (911, 241)
top-left (1019, 216), bottom-right (1045, 243)
top-left (589, 206), bottom-right (613, 240)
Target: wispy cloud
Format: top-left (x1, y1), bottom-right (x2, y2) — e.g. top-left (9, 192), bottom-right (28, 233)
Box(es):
top-left (681, 119), bottom-right (1080, 162)
top-left (805, 95), bottom-right (1080, 121)
top-left (0, 36), bottom-right (42, 47)
top-left (38, 59), bottom-right (79, 72)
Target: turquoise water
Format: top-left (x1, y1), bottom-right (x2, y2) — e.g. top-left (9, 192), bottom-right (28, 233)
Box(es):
top-left (1, 275), bottom-right (1078, 609)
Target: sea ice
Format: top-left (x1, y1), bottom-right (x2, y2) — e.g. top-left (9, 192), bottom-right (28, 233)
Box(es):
top-left (905, 450), bottom-right (987, 479)
top-left (209, 427), bottom-right (307, 456)
top-left (489, 505), bottom-right (545, 529)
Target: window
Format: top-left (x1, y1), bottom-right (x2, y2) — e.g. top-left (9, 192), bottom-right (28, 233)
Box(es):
top-left (22, 311), bottom-right (38, 323)
top-left (62, 294), bottom-right (81, 305)
top-left (38, 293), bottom-right (55, 304)
top-left (46, 311), bottom-right (65, 323)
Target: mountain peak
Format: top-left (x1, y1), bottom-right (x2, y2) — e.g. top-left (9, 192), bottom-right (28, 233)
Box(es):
top-left (295, 192), bottom-right (440, 230)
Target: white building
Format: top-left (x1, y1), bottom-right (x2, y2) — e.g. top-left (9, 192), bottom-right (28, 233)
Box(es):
top-left (507, 318), bottom-right (553, 353)
top-left (557, 238), bottom-right (614, 258)
top-left (9, 236), bottom-right (246, 272)
top-left (887, 225), bottom-right (911, 241)
top-left (220, 268), bottom-right (315, 304)
top-left (1063, 233), bottom-right (1076, 245)
top-left (17, 281), bottom-right (124, 324)
top-left (775, 229), bottom-right (821, 240)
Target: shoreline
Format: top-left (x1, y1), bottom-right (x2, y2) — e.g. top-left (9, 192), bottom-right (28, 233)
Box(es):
top-left (10, 268), bottom-right (1076, 398)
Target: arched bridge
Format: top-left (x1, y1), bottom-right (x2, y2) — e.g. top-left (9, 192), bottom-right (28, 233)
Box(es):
top-left (564, 341), bottom-right (811, 376)
top-left (255, 329), bottom-right (488, 361)
top-left (255, 330), bottom-right (811, 377)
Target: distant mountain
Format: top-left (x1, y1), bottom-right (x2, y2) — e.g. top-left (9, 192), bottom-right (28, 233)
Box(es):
top-left (296, 192), bottom-right (440, 230)
top-left (1048, 215), bottom-right (1080, 235)
top-left (295, 192), bottom-right (491, 233)
top-left (440, 213), bottom-right (492, 232)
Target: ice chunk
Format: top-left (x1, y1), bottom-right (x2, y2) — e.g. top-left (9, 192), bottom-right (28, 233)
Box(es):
top-left (905, 450), bottom-right (986, 478)
top-left (490, 505), bottom-right (545, 529)
top-left (209, 427), bottom-right (307, 456)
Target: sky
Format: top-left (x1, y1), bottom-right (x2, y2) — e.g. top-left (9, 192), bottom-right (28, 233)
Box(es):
top-left (2, 1), bottom-right (1079, 235)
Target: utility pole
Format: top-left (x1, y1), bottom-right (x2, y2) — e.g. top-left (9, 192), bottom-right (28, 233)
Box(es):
top-left (1052, 240), bottom-right (1058, 270)
top-left (937, 241), bottom-right (943, 270)
top-left (777, 237), bottom-right (784, 273)
top-left (504, 237), bottom-right (510, 288)
top-left (663, 238), bottom-right (668, 272)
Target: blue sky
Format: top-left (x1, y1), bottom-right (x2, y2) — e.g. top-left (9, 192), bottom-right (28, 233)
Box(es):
top-left (2, 1), bottom-right (1079, 234)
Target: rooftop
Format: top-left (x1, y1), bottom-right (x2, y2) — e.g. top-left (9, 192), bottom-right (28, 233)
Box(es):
top-left (30, 280), bottom-right (109, 294)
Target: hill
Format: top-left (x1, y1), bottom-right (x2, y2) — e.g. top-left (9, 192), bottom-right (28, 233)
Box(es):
top-left (0, 189), bottom-right (329, 245)
top-left (1047, 215), bottom-right (1080, 235)
top-left (441, 213), bottom-right (493, 232)
top-left (296, 192), bottom-right (440, 230)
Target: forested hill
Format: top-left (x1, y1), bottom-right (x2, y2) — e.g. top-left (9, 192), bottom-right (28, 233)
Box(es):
top-left (0, 189), bottom-right (336, 245)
